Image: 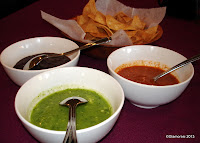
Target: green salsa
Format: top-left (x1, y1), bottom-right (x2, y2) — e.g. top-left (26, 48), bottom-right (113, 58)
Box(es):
top-left (30, 88), bottom-right (112, 131)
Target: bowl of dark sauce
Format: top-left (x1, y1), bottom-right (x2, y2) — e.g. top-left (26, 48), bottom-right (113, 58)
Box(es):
top-left (0, 37), bottom-right (80, 86)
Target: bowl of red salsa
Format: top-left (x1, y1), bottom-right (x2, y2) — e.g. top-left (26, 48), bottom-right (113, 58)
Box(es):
top-left (107, 45), bottom-right (194, 109)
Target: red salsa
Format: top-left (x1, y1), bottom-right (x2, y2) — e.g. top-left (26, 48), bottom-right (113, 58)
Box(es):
top-left (116, 66), bottom-right (179, 86)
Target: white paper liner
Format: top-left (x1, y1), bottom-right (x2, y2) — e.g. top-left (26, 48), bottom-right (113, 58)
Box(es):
top-left (41, 0), bottom-right (166, 46)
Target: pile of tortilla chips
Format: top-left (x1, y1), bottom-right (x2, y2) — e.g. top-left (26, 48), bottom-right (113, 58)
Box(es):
top-left (76, 0), bottom-right (160, 45)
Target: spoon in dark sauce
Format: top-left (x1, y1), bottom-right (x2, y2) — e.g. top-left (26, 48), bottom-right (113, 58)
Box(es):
top-left (23, 37), bottom-right (112, 70)
top-left (60, 97), bottom-right (88, 143)
top-left (14, 53), bottom-right (71, 70)
top-left (153, 53), bottom-right (200, 82)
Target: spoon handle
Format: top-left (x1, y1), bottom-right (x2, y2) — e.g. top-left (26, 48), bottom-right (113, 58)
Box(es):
top-left (63, 105), bottom-right (77, 143)
top-left (153, 53), bottom-right (200, 81)
top-left (62, 37), bottom-right (112, 56)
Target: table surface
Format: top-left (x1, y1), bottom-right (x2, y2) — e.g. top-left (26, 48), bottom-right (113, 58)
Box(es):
top-left (0, 0), bottom-right (200, 143)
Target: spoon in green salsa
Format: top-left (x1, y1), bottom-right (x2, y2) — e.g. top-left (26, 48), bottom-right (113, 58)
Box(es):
top-left (60, 97), bottom-right (88, 143)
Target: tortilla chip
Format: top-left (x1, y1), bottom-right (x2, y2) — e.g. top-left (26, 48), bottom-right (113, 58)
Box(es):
top-left (81, 19), bottom-right (99, 33)
top-left (84, 32), bottom-right (97, 40)
top-left (88, 11), bottom-right (106, 25)
top-left (125, 30), bottom-right (137, 38)
top-left (76, 15), bottom-right (89, 26)
top-left (95, 22), bottom-right (113, 36)
top-left (131, 35), bottom-right (143, 44)
top-left (83, 0), bottom-right (97, 16)
top-left (144, 25), bottom-right (158, 42)
top-left (145, 25), bottom-right (158, 35)
top-left (114, 12), bottom-right (132, 24)
top-left (90, 32), bottom-right (108, 38)
top-left (130, 15), bottom-right (146, 30)
top-left (106, 15), bottom-right (135, 30)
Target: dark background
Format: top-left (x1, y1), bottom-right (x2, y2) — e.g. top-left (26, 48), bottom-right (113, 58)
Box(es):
top-left (158, 0), bottom-right (199, 20)
top-left (1, 0), bottom-right (199, 19)
top-left (1, 0), bottom-right (199, 20)
top-left (0, 0), bottom-right (37, 19)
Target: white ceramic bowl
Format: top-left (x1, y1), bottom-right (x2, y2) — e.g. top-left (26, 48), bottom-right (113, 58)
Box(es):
top-left (0, 37), bottom-right (80, 86)
top-left (107, 45), bottom-right (194, 109)
top-left (15, 67), bottom-right (124, 143)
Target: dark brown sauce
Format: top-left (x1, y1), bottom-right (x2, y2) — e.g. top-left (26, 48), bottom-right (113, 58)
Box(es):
top-left (14, 53), bottom-right (71, 70)
top-left (116, 66), bottom-right (179, 86)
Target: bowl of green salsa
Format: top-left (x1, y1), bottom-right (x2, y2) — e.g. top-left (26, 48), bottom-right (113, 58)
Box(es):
top-left (15, 67), bottom-right (124, 143)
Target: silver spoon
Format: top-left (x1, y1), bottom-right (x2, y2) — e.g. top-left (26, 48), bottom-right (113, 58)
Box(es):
top-left (153, 53), bottom-right (200, 82)
top-left (23, 37), bottom-right (112, 70)
top-left (60, 96), bottom-right (88, 143)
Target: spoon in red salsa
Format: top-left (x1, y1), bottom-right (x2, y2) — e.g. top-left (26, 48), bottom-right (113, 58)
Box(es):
top-left (153, 53), bottom-right (200, 82)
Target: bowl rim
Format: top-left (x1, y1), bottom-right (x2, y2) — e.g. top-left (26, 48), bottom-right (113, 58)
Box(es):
top-left (107, 45), bottom-right (194, 88)
top-left (14, 67), bottom-right (125, 134)
top-left (0, 36), bottom-right (80, 73)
